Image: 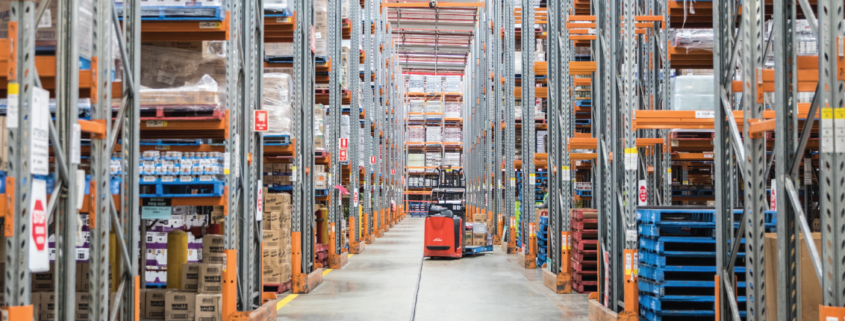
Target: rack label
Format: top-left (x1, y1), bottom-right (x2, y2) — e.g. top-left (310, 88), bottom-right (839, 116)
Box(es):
top-left (146, 120), bottom-right (167, 127)
top-left (31, 87), bottom-right (50, 176)
top-left (199, 22), bottom-right (222, 29)
top-left (822, 108), bottom-right (835, 153)
top-left (529, 174), bottom-right (536, 185)
top-left (223, 152), bottom-right (231, 175)
top-left (694, 110), bottom-right (715, 119)
top-left (624, 148), bottom-right (637, 171)
top-left (562, 166), bottom-right (571, 181)
top-left (836, 109), bottom-right (845, 153)
top-left (6, 85), bottom-right (18, 128)
top-left (291, 166), bottom-right (297, 182)
top-left (71, 124), bottom-right (81, 164)
top-left (624, 253), bottom-right (632, 276)
top-left (804, 158), bottom-right (813, 185)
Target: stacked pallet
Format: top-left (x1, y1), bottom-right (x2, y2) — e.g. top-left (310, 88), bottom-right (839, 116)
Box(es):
top-left (571, 209), bottom-right (598, 293)
top-left (637, 208), bottom-right (776, 320)
top-left (537, 216), bottom-right (549, 266)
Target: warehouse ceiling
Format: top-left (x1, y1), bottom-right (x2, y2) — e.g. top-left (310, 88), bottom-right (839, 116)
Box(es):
top-left (386, 0), bottom-right (479, 74)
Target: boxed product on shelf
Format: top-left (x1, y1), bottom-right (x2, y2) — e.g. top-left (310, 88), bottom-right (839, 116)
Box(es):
top-left (443, 153), bottom-right (461, 167)
top-left (408, 75), bottom-right (425, 92)
top-left (0, 0), bottom-right (95, 59)
top-left (313, 0), bottom-right (328, 56)
top-left (195, 294), bottom-right (223, 321)
top-left (443, 76), bottom-right (462, 93)
top-left (426, 127), bottom-right (441, 142)
top-left (165, 291), bottom-right (197, 321)
top-left (407, 153), bottom-right (425, 167)
top-left (265, 0), bottom-right (290, 12)
top-left (425, 75), bottom-right (441, 93)
top-left (670, 75), bottom-right (714, 111)
top-left (265, 42), bottom-right (295, 56)
top-left (181, 263), bottom-right (201, 291)
top-left (143, 289), bottom-right (168, 319)
top-left (425, 152), bottom-right (442, 169)
top-left (263, 73), bottom-right (293, 135)
top-left (424, 100), bottom-right (441, 114)
top-left (408, 100), bottom-right (425, 120)
top-left (444, 102), bottom-right (461, 118)
top-left (537, 130), bottom-right (547, 153)
top-left (140, 44), bottom-right (227, 108)
top-left (670, 29), bottom-right (714, 50)
top-left (198, 263), bottom-right (223, 293)
top-left (443, 127), bottom-right (461, 143)
top-left (408, 127), bottom-right (425, 143)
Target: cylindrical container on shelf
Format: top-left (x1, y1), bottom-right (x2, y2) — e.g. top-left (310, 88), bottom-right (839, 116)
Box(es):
top-left (166, 230), bottom-right (189, 289)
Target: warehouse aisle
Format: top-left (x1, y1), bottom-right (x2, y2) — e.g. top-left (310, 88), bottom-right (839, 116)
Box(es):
top-left (276, 218), bottom-right (588, 321)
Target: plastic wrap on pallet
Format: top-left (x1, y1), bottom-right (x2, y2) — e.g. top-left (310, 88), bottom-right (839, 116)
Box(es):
top-left (443, 127), bottom-right (461, 142)
top-left (265, 0), bottom-right (290, 12)
top-left (442, 76), bottom-right (462, 93)
top-left (262, 73), bottom-right (293, 135)
top-left (670, 75), bottom-right (714, 112)
top-left (408, 126), bottom-right (425, 143)
top-left (408, 75), bottom-right (425, 93)
top-left (426, 127), bottom-right (441, 142)
top-left (1, 0), bottom-right (96, 59)
top-left (408, 100), bottom-right (425, 120)
top-left (443, 152), bottom-right (461, 167)
top-left (140, 44), bottom-right (227, 108)
top-left (313, 0), bottom-right (328, 56)
top-left (444, 101), bottom-right (461, 118)
top-left (670, 29), bottom-right (714, 51)
top-left (425, 75), bottom-right (442, 94)
top-left (265, 43), bottom-right (295, 57)
top-left (424, 100), bottom-right (441, 114)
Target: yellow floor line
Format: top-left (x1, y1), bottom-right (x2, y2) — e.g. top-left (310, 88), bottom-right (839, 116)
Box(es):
top-left (322, 268), bottom-right (333, 276)
top-left (276, 294), bottom-right (298, 310)
top-left (348, 254), bottom-right (354, 258)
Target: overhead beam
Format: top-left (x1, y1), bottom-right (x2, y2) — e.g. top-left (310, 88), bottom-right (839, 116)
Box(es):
top-left (382, 1), bottom-right (484, 9)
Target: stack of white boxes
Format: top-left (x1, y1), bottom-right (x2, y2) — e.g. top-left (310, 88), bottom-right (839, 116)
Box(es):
top-left (443, 153), bottom-right (461, 167)
top-left (426, 127), bottom-right (442, 142)
top-left (425, 100), bottom-right (441, 114)
top-left (314, 0), bottom-right (328, 56)
top-left (425, 153), bottom-right (442, 171)
top-left (443, 127), bottom-right (462, 143)
top-left (408, 100), bottom-right (425, 120)
top-left (443, 76), bottom-right (462, 93)
top-left (408, 126), bottom-right (425, 143)
top-left (408, 75), bottom-right (425, 92)
top-left (407, 153), bottom-right (425, 173)
top-left (536, 130), bottom-right (547, 153)
top-left (425, 76), bottom-right (441, 94)
top-left (444, 101), bottom-right (461, 118)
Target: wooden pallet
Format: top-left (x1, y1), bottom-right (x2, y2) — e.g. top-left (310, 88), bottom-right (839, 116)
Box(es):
top-left (263, 281), bottom-right (292, 293)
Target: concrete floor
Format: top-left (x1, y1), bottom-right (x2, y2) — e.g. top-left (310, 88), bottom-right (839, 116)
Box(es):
top-left (277, 217), bottom-right (588, 321)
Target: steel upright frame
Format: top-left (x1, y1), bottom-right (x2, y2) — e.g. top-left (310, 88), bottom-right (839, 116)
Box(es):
top-left (519, 0), bottom-right (538, 269)
top-left (349, 0), bottom-right (364, 254)
top-left (503, 0), bottom-right (517, 255)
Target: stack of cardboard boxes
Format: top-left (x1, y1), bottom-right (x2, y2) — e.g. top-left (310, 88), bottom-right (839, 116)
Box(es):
top-left (141, 234), bottom-right (225, 321)
top-left (469, 213), bottom-right (490, 246)
top-left (262, 191), bottom-right (293, 286)
top-left (314, 165), bottom-right (328, 190)
top-left (264, 162), bottom-right (294, 188)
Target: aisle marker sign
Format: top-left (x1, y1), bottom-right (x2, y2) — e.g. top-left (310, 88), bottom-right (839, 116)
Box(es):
top-left (638, 180), bottom-right (647, 206)
top-left (30, 179), bottom-right (49, 272)
top-left (254, 110), bottom-right (268, 132)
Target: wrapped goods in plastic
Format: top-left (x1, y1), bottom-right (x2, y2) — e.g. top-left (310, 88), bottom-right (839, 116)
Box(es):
top-left (139, 44), bottom-right (227, 108)
top-left (443, 76), bottom-right (462, 93)
top-left (444, 101), bottom-right (461, 118)
top-left (0, 0), bottom-right (95, 60)
top-left (443, 153), bottom-right (461, 167)
top-left (670, 29), bottom-right (714, 50)
top-left (443, 127), bottom-right (462, 143)
top-left (425, 76), bottom-right (442, 94)
top-left (426, 127), bottom-right (441, 142)
top-left (425, 100), bottom-right (441, 114)
top-left (408, 127), bottom-right (425, 143)
top-left (426, 153), bottom-right (441, 172)
top-left (408, 75), bottom-right (425, 93)
top-left (265, 0), bottom-right (290, 12)
top-left (408, 100), bottom-right (425, 120)
top-left (265, 43), bottom-right (295, 57)
top-left (313, 0), bottom-right (328, 56)
top-left (670, 75), bottom-right (714, 111)
top-left (262, 73), bottom-right (293, 135)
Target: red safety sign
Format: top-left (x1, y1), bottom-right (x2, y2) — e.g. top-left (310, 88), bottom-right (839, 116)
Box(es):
top-left (254, 110), bottom-right (268, 132)
top-left (339, 150), bottom-right (348, 162)
top-left (370, 156), bottom-right (376, 164)
top-left (339, 138), bottom-right (348, 150)
top-left (32, 200), bottom-right (47, 251)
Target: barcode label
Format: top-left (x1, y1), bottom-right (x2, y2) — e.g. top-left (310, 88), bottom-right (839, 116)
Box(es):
top-left (147, 120), bottom-right (167, 127)
top-left (199, 22), bottom-right (221, 29)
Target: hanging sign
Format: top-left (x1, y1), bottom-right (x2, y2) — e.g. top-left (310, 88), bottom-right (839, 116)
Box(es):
top-left (31, 87), bottom-right (50, 175)
top-left (29, 179), bottom-right (49, 272)
top-left (770, 179), bottom-right (777, 211)
top-left (256, 182), bottom-right (264, 221)
top-left (638, 180), bottom-right (647, 206)
top-left (254, 110), bottom-right (269, 132)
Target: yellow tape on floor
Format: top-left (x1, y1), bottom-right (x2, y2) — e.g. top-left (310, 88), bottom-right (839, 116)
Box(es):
top-left (276, 294), bottom-right (298, 310)
top-left (322, 269), bottom-right (333, 276)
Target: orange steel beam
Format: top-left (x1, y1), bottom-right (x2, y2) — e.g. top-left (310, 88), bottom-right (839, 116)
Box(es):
top-left (382, 1), bottom-right (484, 8)
top-left (634, 104), bottom-right (818, 130)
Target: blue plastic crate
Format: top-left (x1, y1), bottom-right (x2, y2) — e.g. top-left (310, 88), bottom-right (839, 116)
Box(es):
top-left (139, 177), bottom-right (225, 197)
top-left (117, 5), bottom-right (224, 21)
top-left (637, 208), bottom-right (776, 226)
top-left (639, 263), bottom-right (747, 283)
top-left (639, 278), bottom-right (746, 298)
top-left (264, 135), bottom-right (291, 146)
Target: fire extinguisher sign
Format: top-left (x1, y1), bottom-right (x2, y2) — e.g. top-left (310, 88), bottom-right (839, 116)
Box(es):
top-left (29, 178), bottom-right (49, 272)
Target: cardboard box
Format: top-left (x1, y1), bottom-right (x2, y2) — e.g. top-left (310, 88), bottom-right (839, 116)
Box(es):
top-left (195, 294), bottom-right (223, 321)
top-left (473, 213), bottom-right (486, 223)
top-left (205, 253), bottom-right (226, 265)
top-left (262, 230), bottom-right (281, 248)
top-left (32, 267), bottom-right (54, 292)
top-left (40, 292), bottom-right (55, 321)
top-left (143, 289), bottom-right (168, 319)
top-left (164, 291), bottom-right (196, 321)
top-left (464, 230), bottom-right (473, 246)
top-left (765, 233), bottom-right (822, 321)
top-left (32, 291), bottom-right (41, 320)
top-left (198, 264), bottom-right (223, 293)
top-left (263, 211), bottom-right (281, 231)
top-left (75, 292), bottom-right (90, 320)
top-left (473, 233), bottom-right (486, 246)
top-left (180, 263), bottom-right (201, 292)
top-left (314, 173), bottom-right (328, 189)
top-left (264, 193), bottom-right (290, 213)
top-left (202, 235), bottom-right (224, 256)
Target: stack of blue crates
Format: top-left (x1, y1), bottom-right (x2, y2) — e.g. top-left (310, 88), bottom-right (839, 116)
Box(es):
top-left (637, 208), bottom-right (776, 321)
top-left (537, 216), bottom-right (549, 266)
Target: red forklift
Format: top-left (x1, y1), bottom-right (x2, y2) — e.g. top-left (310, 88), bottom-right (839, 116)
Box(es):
top-left (423, 166), bottom-right (492, 258)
